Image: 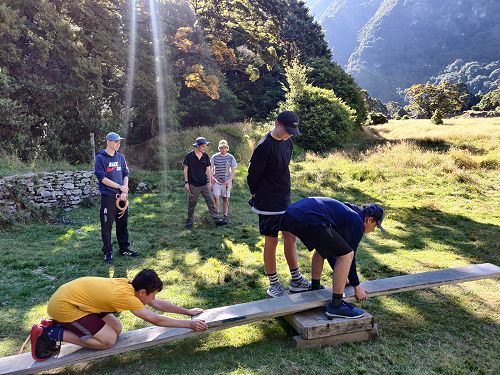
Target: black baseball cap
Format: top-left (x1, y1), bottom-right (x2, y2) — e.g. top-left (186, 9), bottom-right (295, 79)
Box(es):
top-left (363, 204), bottom-right (385, 234)
top-left (277, 111), bottom-right (300, 136)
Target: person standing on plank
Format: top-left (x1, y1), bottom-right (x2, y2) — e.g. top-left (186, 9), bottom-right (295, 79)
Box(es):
top-left (282, 197), bottom-right (385, 318)
top-left (94, 132), bottom-right (139, 264)
top-left (247, 110), bottom-right (310, 298)
top-left (211, 139), bottom-right (237, 221)
top-left (183, 137), bottom-right (228, 229)
top-left (30, 269), bottom-right (208, 362)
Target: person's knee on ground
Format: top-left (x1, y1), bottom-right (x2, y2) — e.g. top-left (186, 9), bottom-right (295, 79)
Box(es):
top-left (90, 325), bottom-right (119, 349)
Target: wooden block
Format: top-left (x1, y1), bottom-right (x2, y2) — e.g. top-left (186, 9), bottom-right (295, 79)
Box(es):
top-left (292, 324), bottom-right (379, 349)
top-left (1, 263), bottom-right (498, 375)
top-left (285, 309), bottom-right (374, 339)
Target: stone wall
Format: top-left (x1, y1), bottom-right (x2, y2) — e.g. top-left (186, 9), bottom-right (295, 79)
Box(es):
top-left (0, 171), bottom-right (99, 214)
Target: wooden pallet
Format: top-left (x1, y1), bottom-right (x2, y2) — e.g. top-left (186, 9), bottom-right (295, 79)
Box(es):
top-left (285, 308), bottom-right (378, 348)
top-left (1, 263), bottom-right (498, 375)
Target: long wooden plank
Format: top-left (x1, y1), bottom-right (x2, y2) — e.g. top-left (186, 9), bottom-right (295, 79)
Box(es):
top-left (1, 263), bottom-right (498, 375)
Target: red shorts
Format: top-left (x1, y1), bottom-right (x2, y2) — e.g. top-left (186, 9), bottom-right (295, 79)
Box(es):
top-left (59, 313), bottom-right (110, 339)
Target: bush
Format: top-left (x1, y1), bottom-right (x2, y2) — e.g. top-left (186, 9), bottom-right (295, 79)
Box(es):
top-left (402, 115), bottom-right (410, 120)
top-left (475, 87), bottom-right (500, 111)
top-left (305, 58), bottom-right (368, 127)
top-left (294, 85), bottom-right (356, 153)
top-left (368, 112), bottom-right (388, 125)
top-left (431, 109), bottom-right (444, 125)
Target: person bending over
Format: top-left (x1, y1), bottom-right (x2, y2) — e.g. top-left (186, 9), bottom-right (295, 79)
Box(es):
top-left (282, 197), bottom-right (385, 318)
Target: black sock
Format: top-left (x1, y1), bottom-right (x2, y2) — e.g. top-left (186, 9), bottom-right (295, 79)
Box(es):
top-left (331, 293), bottom-right (343, 307)
top-left (311, 279), bottom-right (321, 290)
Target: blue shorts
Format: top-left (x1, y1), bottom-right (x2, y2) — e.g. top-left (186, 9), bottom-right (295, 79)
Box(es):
top-left (282, 212), bottom-right (353, 260)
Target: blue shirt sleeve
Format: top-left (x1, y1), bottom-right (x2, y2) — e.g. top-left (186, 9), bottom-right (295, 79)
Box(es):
top-left (94, 154), bottom-right (105, 182)
top-left (121, 154), bottom-right (129, 178)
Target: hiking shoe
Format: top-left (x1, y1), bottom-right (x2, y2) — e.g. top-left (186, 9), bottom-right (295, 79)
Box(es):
top-left (104, 252), bottom-right (113, 264)
top-left (267, 283), bottom-right (287, 298)
top-left (30, 324), bottom-right (62, 362)
top-left (185, 222), bottom-right (193, 229)
top-left (119, 248), bottom-right (139, 257)
top-left (215, 219), bottom-right (228, 227)
top-left (289, 276), bottom-right (311, 293)
top-left (325, 301), bottom-right (365, 319)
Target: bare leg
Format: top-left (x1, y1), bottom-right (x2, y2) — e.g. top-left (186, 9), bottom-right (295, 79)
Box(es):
top-left (62, 324), bottom-right (118, 350)
top-left (223, 197), bottom-right (229, 216)
top-left (311, 251), bottom-right (324, 280)
top-left (213, 195), bottom-right (220, 214)
top-left (282, 231), bottom-right (298, 270)
top-left (102, 314), bottom-right (122, 336)
top-left (263, 235), bottom-right (278, 274)
top-left (332, 252), bottom-right (354, 295)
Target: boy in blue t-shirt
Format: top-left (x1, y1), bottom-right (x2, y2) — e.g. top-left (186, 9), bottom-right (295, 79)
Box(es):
top-left (94, 132), bottom-right (139, 264)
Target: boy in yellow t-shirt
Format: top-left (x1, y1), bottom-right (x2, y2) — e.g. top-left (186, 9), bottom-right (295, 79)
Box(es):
top-left (30, 269), bottom-right (208, 361)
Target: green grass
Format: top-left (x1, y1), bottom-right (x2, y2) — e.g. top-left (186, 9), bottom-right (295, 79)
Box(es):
top-left (0, 154), bottom-right (92, 178)
top-left (0, 119), bottom-right (499, 374)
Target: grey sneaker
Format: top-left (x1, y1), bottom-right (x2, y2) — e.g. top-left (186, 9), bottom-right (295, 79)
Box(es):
top-left (267, 283), bottom-right (287, 298)
top-left (289, 276), bottom-right (311, 293)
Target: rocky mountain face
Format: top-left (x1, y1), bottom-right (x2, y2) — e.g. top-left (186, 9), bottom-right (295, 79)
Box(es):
top-left (305, 0), bottom-right (500, 101)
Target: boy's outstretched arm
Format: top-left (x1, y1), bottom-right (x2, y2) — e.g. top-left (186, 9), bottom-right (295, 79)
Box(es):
top-left (131, 307), bottom-right (208, 331)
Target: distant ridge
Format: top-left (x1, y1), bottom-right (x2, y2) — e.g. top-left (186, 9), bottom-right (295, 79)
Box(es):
top-left (305, 0), bottom-right (500, 101)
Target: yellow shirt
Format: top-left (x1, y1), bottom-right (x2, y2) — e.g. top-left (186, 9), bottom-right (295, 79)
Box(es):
top-left (47, 277), bottom-right (144, 322)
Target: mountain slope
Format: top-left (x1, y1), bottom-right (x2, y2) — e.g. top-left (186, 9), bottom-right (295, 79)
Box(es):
top-left (306, 0), bottom-right (500, 101)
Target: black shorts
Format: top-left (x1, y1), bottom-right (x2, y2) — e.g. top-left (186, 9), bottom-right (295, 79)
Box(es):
top-left (258, 214), bottom-right (285, 237)
top-left (282, 213), bottom-right (353, 260)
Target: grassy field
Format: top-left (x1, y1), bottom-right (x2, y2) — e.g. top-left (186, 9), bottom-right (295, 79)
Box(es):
top-left (0, 118), bottom-right (499, 374)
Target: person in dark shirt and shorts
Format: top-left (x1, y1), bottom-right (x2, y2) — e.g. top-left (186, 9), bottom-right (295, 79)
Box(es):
top-left (94, 132), bottom-right (139, 264)
top-left (282, 197), bottom-right (385, 318)
top-left (247, 111), bottom-right (310, 298)
top-left (183, 137), bottom-right (227, 229)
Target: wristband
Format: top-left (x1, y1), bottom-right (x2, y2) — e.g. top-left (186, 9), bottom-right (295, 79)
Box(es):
top-left (185, 181), bottom-right (189, 184)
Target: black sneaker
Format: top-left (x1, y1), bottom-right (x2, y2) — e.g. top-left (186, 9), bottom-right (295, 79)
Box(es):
top-left (215, 219), bottom-right (228, 227)
top-left (104, 252), bottom-right (113, 264)
top-left (185, 222), bottom-right (193, 229)
top-left (119, 248), bottom-right (139, 257)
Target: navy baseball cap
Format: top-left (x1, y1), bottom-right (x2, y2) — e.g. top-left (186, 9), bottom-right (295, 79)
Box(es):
top-left (277, 111), bottom-right (300, 136)
top-left (363, 204), bottom-right (385, 233)
top-left (106, 132), bottom-right (125, 141)
top-left (193, 137), bottom-right (210, 146)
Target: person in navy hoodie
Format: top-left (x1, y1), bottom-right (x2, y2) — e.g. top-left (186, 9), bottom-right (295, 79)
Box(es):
top-left (94, 132), bottom-right (139, 264)
top-left (282, 198), bottom-right (385, 319)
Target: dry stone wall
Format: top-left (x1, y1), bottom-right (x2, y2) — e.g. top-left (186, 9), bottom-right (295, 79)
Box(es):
top-left (0, 171), bottom-right (99, 214)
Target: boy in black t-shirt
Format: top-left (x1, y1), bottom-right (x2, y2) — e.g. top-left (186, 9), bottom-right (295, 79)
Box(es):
top-left (183, 137), bottom-right (227, 229)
